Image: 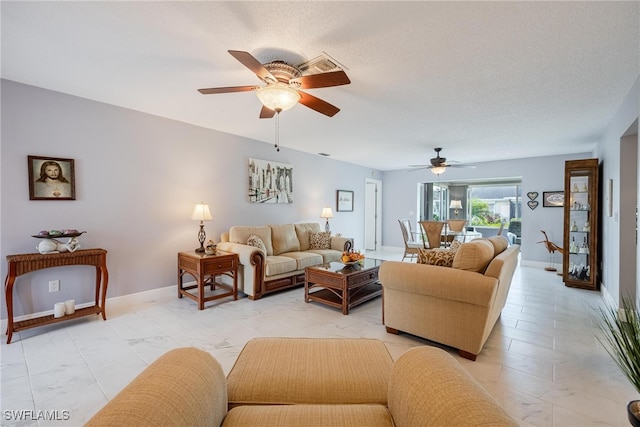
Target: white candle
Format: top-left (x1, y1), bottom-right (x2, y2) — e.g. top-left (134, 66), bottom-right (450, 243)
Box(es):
top-left (54, 303), bottom-right (65, 318)
top-left (64, 299), bottom-right (75, 315)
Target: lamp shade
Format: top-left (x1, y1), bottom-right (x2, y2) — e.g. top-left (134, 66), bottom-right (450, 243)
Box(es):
top-left (256, 84), bottom-right (300, 112)
top-left (320, 207), bottom-right (334, 219)
top-left (430, 166), bottom-right (446, 176)
top-left (191, 203), bottom-right (212, 221)
top-left (449, 200), bottom-right (463, 210)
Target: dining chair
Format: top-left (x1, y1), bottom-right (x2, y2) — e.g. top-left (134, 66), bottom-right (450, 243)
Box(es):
top-left (418, 220), bottom-right (445, 249)
top-left (398, 219), bottom-right (423, 261)
top-left (447, 219), bottom-right (467, 244)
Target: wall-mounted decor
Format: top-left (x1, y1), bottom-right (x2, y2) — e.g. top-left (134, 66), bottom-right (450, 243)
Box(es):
top-left (248, 158), bottom-right (293, 204)
top-left (606, 178), bottom-right (613, 217)
top-left (527, 191), bottom-right (539, 201)
top-left (527, 201), bottom-right (539, 210)
top-left (336, 190), bottom-right (354, 212)
top-left (28, 155), bottom-right (76, 200)
top-left (543, 191), bottom-right (564, 207)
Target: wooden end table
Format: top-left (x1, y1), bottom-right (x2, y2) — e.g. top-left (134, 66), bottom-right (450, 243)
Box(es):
top-left (177, 250), bottom-right (238, 310)
top-left (305, 258), bottom-right (383, 315)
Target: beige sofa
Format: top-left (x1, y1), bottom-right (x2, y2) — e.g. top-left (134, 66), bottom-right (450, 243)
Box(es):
top-left (87, 338), bottom-right (518, 426)
top-left (380, 236), bottom-right (520, 361)
top-left (218, 223), bottom-right (351, 299)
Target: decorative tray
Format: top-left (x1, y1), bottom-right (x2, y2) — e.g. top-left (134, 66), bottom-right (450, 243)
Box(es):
top-left (339, 260), bottom-right (360, 266)
top-left (32, 231), bottom-right (86, 239)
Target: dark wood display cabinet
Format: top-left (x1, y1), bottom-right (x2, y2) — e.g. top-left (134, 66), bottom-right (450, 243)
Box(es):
top-left (563, 158), bottom-right (599, 290)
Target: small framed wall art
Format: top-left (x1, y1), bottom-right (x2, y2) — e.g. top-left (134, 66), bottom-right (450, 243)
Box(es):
top-left (336, 190), bottom-right (354, 212)
top-left (542, 191), bottom-right (564, 207)
top-left (28, 155), bottom-right (76, 200)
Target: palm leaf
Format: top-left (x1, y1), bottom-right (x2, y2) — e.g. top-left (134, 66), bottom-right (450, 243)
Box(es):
top-left (593, 296), bottom-right (640, 394)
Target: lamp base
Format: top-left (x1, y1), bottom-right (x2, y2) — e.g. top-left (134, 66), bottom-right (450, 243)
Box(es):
top-left (196, 222), bottom-right (206, 253)
top-left (325, 219), bottom-right (330, 233)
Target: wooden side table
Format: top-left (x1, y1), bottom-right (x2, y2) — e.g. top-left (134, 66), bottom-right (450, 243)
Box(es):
top-left (177, 250), bottom-right (238, 310)
top-left (4, 249), bottom-right (109, 344)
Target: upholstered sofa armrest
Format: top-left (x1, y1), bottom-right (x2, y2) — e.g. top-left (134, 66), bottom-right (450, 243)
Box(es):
top-left (86, 348), bottom-right (228, 427)
top-left (388, 346), bottom-right (517, 426)
top-left (217, 242), bottom-right (263, 266)
top-left (379, 262), bottom-right (498, 307)
top-left (330, 236), bottom-right (353, 252)
top-left (217, 242), bottom-right (265, 298)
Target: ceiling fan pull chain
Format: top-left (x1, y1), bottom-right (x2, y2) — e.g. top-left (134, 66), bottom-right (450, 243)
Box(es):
top-left (275, 112), bottom-right (280, 152)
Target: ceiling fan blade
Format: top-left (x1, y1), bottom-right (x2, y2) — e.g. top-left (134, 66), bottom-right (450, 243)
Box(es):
top-left (259, 105), bottom-right (276, 119)
top-left (291, 70), bottom-right (351, 89)
top-left (198, 85), bottom-right (257, 94)
top-left (408, 164), bottom-right (429, 168)
top-left (407, 166), bottom-right (429, 172)
top-left (298, 91), bottom-right (340, 117)
top-left (448, 164), bottom-right (477, 169)
top-left (228, 50), bottom-right (276, 83)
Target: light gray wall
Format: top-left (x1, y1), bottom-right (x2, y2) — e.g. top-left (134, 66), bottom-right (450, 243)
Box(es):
top-left (595, 76), bottom-right (639, 305)
top-left (0, 80), bottom-right (379, 318)
top-left (381, 153), bottom-right (592, 264)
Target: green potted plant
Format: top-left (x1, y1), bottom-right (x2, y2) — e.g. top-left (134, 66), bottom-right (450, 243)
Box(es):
top-left (594, 296), bottom-right (640, 426)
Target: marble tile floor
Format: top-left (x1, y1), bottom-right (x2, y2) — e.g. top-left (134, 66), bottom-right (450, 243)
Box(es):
top-left (1, 246), bottom-right (637, 426)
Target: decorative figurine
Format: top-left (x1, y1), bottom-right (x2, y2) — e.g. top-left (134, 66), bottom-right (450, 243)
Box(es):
top-left (205, 240), bottom-right (217, 255)
top-left (36, 237), bottom-right (80, 254)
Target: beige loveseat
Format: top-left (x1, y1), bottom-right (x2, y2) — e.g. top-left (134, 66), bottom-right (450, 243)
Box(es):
top-left (218, 223), bottom-right (352, 299)
top-left (380, 236), bottom-right (519, 361)
top-left (87, 338), bottom-right (518, 426)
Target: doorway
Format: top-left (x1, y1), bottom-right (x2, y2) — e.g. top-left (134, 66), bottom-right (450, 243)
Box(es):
top-left (364, 178), bottom-right (382, 251)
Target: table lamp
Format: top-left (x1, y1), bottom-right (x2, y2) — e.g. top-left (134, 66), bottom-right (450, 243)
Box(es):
top-left (320, 207), bottom-right (333, 233)
top-left (450, 200), bottom-right (463, 218)
top-left (192, 202), bottom-right (213, 253)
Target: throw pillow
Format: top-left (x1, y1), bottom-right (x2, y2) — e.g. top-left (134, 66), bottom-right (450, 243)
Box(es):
top-left (247, 234), bottom-right (267, 253)
top-left (309, 231), bottom-right (331, 250)
top-left (417, 248), bottom-right (456, 267)
top-left (452, 239), bottom-right (495, 272)
top-left (416, 240), bottom-right (462, 267)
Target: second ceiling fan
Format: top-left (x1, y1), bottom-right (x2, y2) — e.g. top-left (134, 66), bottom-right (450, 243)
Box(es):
top-left (409, 148), bottom-right (476, 175)
top-left (198, 50), bottom-right (351, 118)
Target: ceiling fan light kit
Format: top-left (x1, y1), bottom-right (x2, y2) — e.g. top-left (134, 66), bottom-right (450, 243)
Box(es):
top-left (256, 85), bottom-right (300, 113)
top-left (430, 166), bottom-right (447, 176)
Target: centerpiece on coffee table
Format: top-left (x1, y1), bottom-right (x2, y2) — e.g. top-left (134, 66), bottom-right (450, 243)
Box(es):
top-left (340, 250), bottom-right (365, 265)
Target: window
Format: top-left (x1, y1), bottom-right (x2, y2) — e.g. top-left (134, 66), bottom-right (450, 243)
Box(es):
top-left (418, 179), bottom-right (522, 231)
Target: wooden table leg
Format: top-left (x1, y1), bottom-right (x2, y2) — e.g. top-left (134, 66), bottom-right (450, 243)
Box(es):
top-left (5, 272), bottom-right (16, 344)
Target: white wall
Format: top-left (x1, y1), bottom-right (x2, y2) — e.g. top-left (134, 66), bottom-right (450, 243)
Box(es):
top-left (381, 153), bottom-right (592, 265)
top-left (595, 76), bottom-right (639, 305)
top-left (0, 80), bottom-right (379, 318)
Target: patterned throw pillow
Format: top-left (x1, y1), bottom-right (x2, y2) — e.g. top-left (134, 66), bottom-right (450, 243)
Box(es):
top-left (417, 248), bottom-right (457, 266)
top-left (247, 234), bottom-right (267, 252)
top-left (309, 231), bottom-right (331, 250)
top-left (417, 239), bottom-right (462, 267)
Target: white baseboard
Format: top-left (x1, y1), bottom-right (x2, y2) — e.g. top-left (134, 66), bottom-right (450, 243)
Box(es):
top-left (0, 285), bottom-right (177, 332)
top-left (519, 259), bottom-right (564, 271)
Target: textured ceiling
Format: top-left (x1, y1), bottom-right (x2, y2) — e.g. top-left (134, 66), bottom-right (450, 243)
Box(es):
top-left (2, 1), bottom-right (639, 170)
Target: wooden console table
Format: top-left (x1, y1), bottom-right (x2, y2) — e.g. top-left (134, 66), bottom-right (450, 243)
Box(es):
top-left (4, 249), bottom-right (109, 343)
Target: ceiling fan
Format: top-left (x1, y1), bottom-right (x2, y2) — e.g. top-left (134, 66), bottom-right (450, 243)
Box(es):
top-left (198, 50), bottom-right (351, 118)
top-left (408, 148), bottom-right (476, 176)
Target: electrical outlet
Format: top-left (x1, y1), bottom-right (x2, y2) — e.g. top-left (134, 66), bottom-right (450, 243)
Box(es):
top-left (48, 280), bottom-right (59, 292)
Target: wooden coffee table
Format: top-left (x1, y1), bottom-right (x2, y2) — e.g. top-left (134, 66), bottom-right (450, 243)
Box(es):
top-left (304, 258), bottom-right (383, 314)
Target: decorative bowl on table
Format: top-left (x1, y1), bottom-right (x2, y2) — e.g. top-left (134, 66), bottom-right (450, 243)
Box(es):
top-left (32, 230), bottom-right (86, 239)
top-left (340, 250), bottom-right (365, 265)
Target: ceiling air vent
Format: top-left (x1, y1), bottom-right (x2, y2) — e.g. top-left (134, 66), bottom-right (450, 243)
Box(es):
top-left (298, 53), bottom-right (346, 75)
